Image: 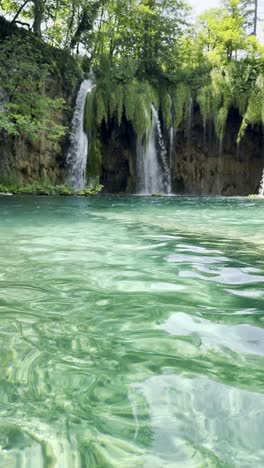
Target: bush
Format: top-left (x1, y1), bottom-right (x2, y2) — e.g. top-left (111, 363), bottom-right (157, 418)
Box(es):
top-left (0, 183), bottom-right (103, 196)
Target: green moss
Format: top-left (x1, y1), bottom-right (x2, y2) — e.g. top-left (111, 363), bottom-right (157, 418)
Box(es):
top-left (214, 106), bottom-right (229, 141)
top-left (84, 90), bottom-right (96, 134)
top-left (124, 81), bottom-right (137, 123)
top-left (0, 183), bottom-right (103, 196)
top-left (172, 83), bottom-right (191, 128)
top-left (238, 73), bottom-right (264, 142)
top-left (87, 59), bottom-right (264, 146)
top-left (133, 96), bottom-right (151, 137)
top-left (91, 76), bottom-right (159, 136)
top-left (161, 93), bottom-right (172, 129)
top-left (196, 63), bottom-right (264, 143)
top-left (197, 85), bottom-right (212, 128)
top-left (87, 136), bottom-right (102, 177)
top-left (76, 185), bottom-right (104, 196)
top-left (0, 21), bottom-right (81, 141)
top-left (95, 89), bottom-right (108, 126)
top-left (108, 85), bottom-right (124, 126)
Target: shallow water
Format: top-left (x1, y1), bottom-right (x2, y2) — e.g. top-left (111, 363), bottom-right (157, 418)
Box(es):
top-left (0, 195), bottom-right (264, 467)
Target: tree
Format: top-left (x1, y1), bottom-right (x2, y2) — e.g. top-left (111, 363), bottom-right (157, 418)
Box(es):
top-left (198, 1), bottom-right (246, 64)
top-left (239, 0), bottom-right (258, 35)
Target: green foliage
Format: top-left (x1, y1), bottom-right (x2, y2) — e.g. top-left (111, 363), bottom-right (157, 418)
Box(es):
top-left (124, 81), bottom-right (138, 123)
top-left (87, 59), bottom-right (160, 137)
top-left (172, 83), bottom-right (191, 129)
top-left (1, 0), bottom-right (264, 159)
top-left (95, 89), bottom-right (108, 127)
top-left (0, 32), bottom-right (70, 141)
top-left (84, 90), bottom-right (96, 133)
top-left (87, 137), bottom-right (102, 177)
top-left (76, 185), bottom-right (104, 196)
top-left (215, 106), bottom-right (229, 141)
top-left (161, 93), bottom-right (172, 129)
top-left (132, 93), bottom-right (152, 137)
top-left (238, 73), bottom-right (264, 141)
top-left (197, 85), bottom-right (212, 127)
top-left (198, 1), bottom-right (246, 64)
top-left (196, 60), bottom-right (264, 141)
top-left (108, 84), bottom-right (124, 126)
top-left (131, 82), bottom-right (158, 136)
top-left (0, 183), bottom-right (103, 196)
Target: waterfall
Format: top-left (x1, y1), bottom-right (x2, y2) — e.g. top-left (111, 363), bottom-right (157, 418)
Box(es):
top-left (169, 126), bottom-right (174, 169)
top-left (136, 119), bottom-right (161, 195)
top-left (259, 169), bottom-right (264, 196)
top-left (152, 106), bottom-right (171, 193)
top-left (136, 106), bottom-right (171, 195)
top-left (169, 125), bottom-right (177, 173)
top-left (67, 79), bottom-right (94, 190)
top-left (187, 97), bottom-right (193, 134)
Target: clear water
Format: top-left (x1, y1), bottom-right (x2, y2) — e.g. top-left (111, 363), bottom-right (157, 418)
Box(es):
top-left (0, 195), bottom-right (264, 467)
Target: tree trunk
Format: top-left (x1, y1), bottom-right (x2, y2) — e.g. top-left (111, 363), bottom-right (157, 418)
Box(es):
top-left (253, 0), bottom-right (258, 36)
top-left (33, 0), bottom-right (44, 36)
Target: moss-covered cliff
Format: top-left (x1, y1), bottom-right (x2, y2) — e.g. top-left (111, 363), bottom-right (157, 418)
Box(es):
top-left (0, 17), bottom-right (81, 185)
top-left (99, 107), bottom-right (264, 196)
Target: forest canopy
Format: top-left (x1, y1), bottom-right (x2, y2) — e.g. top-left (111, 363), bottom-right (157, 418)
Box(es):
top-left (0, 0), bottom-right (263, 145)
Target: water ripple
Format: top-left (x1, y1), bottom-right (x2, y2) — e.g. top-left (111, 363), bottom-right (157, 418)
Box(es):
top-left (0, 196), bottom-right (264, 466)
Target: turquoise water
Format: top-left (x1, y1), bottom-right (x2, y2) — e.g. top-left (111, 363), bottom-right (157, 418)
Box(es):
top-left (0, 195), bottom-right (264, 467)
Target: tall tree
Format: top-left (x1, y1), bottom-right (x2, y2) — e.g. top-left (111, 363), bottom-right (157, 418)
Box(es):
top-left (198, 1), bottom-right (245, 63)
top-left (239, 0), bottom-right (258, 35)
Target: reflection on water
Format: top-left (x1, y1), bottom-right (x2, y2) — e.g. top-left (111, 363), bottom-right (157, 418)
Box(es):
top-left (0, 195), bottom-right (264, 467)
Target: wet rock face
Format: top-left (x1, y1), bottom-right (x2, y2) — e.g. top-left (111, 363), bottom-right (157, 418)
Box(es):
top-left (100, 118), bottom-right (137, 193)
top-left (0, 133), bottom-right (64, 185)
top-left (170, 107), bottom-right (264, 196)
top-left (100, 107), bottom-right (264, 196)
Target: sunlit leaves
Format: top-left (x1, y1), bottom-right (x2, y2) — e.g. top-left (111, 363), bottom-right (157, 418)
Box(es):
top-left (0, 33), bottom-right (67, 140)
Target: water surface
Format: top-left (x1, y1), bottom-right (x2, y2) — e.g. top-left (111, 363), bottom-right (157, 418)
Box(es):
top-left (0, 196), bottom-right (264, 467)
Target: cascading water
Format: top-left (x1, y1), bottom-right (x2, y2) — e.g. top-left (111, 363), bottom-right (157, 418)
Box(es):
top-left (152, 106), bottom-right (171, 193)
top-left (137, 105), bottom-right (171, 195)
top-left (136, 119), bottom-right (161, 195)
top-left (67, 79), bottom-right (94, 190)
top-left (169, 127), bottom-right (176, 172)
top-left (259, 170), bottom-right (264, 197)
